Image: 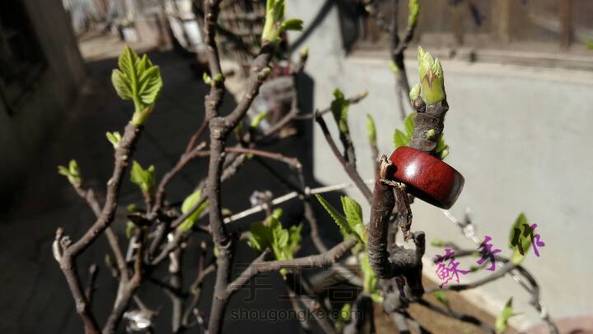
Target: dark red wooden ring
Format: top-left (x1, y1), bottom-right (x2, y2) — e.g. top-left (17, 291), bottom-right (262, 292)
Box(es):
top-left (389, 146), bottom-right (464, 209)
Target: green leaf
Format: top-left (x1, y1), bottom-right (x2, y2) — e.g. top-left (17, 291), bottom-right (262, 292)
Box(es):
top-left (111, 70), bottom-right (133, 101)
top-left (280, 18), bottom-right (303, 33)
top-left (341, 196), bottom-right (365, 243)
top-left (315, 194), bottom-right (365, 244)
top-left (407, 0), bottom-right (420, 28)
top-left (178, 190), bottom-right (208, 233)
top-left (430, 239), bottom-right (447, 247)
top-left (388, 60), bottom-right (399, 74)
top-left (203, 73), bottom-right (212, 85)
top-left (250, 111), bottom-right (268, 128)
top-left (111, 46), bottom-right (163, 125)
top-left (262, 0), bottom-right (302, 44)
top-left (57, 159), bottom-right (81, 187)
top-left (366, 114), bottom-right (377, 146)
top-left (137, 66), bottom-right (163, 105)
top-left (130, 161), bottom-right (155, 194)
top-left (247, 209), bottom-right (302, 267)
top-left (330, 89), bottom-right (350, 135)
top-left (359, 252), bottom-right (382, 303)
top-left (394, 112), bottom-right (449, 159)
top-left (299, 46), bottom-right (309, 58)
top-left (409, 83), bottom-right (420, 101)
top-left (586, 40), bottom-right (593, 50)
top-left (315, 194), bottom-right (350, 236)
top-left (433, 291), bottom-right (449, 307)
top-left (339, 303), bottom-right (352, 322)
top-left (509, 213), bottom-right (532, 265)
top-left (127, 203), bottom-right (139, 213)
top-left (495, 298), bottom-right (514, 334)
top-left (404, 112), bottom-right (415, 136)
top-left (106, 131), bottom-right (122, 148)
top-left (393, 129), bottom-right (410, 148)
top-left (247, 222), bottom-right (273, 252)
top-left (436, 135), bottom-right (449, 159)
top-left (341, 196), bottom-right (362, 227)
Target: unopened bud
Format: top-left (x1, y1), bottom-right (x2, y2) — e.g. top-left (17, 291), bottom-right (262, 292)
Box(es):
top-left (417, 47), bottom-right (446, 105)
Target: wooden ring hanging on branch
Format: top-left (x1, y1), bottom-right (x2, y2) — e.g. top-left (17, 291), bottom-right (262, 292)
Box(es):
top-left (389, 146), bottom-right (464, 209)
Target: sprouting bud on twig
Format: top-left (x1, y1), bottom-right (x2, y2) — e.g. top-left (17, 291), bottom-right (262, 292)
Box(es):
top-left (106, 131), bottom-right (122, 149)
top-left (409, 83), bottom-right (420, 102)
top-left (58, 160), bottom-right (82, 187)
top-left (261, 0), bottom-right (303, 45)
top-left (417, 46), bottom-right (446, 105)
top-left (407, 0), bottom-right (420, 28)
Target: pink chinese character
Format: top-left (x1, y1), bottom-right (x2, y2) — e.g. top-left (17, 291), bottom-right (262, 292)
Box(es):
top-left (477, 235), bottom-right (501, 271)
top-left (435, 248), bottom-right (470, 287)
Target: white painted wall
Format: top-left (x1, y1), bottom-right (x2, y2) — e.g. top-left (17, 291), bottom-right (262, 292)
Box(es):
top-left (288, 0), bottom-right (593, 329)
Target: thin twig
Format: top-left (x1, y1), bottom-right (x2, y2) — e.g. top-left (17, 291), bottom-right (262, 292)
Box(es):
top-left (57, 123), bottom-right (142, 334)
top-left (315, 114), bottom-right (373, 202)
top-left (226, 238), bottom-right (357, 297)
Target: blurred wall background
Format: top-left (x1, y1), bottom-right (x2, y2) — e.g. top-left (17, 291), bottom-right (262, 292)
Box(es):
top-left (287, 0), bottom-right (593, 330)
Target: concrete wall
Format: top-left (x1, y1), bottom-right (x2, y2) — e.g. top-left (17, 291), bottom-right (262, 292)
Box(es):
top-left (0, 0), bottom-right (85, 202)
top-left (288, 0), bottom-right (593, 330)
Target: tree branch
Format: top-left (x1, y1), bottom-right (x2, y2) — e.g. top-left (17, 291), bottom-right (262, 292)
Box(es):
top-left (226, 238), bottom-right (357, 298)
top-left (315, 114), bottom-right (373, 202)
top-left (56, 123), bottom-right (142, 334)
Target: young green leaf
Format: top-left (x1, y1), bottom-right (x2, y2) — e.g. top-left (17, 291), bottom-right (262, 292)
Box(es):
top-left (280, 18), bottom-right (303, 32)
top-left (430, 239), bottom-right (447, 247)
top-left (388, 60), bottom-right (399, 74)
top-left (394, 112), bottom-right (449, 159)
top-left (433, 291), bottom-right (449, 307)
top-left (299, 46), bottom-right (309, 58)
top-left (407, 0), bottom-right (420, 28)
top-left (130, 161), bottom-right (155, 194)
top-left (315, 194), bottom-right (365, 244)
top-left (330, 89), bottom-right (350, 135)
top-left (177, 190), bottom-right (209, 233)
top-left (436, 135), bottom-right (449, 159)
top-left (247, 209), bottom-right (302, 264)
top-left (106, 131), bottom-right (122, 148)
top-left (315, 194), bottom-right (350, 235)
top-left (111, 46), bottom-right (163, 125)
top-left (339, 303), bottom-right (352, 322)
top-left (509, 213), bottom-right (532, 265)
top-left (404, 112), bottom-right (415, 135)
top-left (409, 83), bottom-right (421, 101)
top-left (262, 0), bottom-right (303, 44)
top-left (495, 298), bottom-right (514, 334)
top-left (359, 252), bottom-right (382, 303)
top-left (393, 129), bottom-right (410, 148)
top-left (57, 159), bottom-right (82, 187)
top-left (341, 196), bottom-right (365, 243)
top-left (335, 302), bottom-right (353, 333)
top-left (366, 114), bottom-right (377, 147)
top-left (202, 72), bottom-right (212, 85)
top-left (250, 111), bottom-right (268, 129)
top-left (247, 222), bottom-right (273, 252)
